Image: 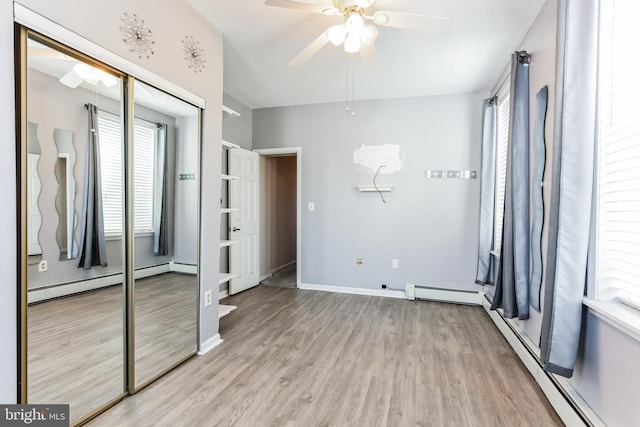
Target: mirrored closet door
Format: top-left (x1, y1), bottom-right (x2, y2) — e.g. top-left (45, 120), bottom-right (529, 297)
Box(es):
top-left (20, 29), bottom-right (201, 425)
top-left (24, 33), bottom-right (127, 424)
top-left (131, 80), bottom-right (199, 389)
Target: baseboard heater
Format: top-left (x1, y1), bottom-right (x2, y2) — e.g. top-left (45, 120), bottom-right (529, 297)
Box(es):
top-left (28, 262), bottom-right (195, 304)
top-left (405, 283), bottom-right (483, 306)
top-left (481, 295), bottom-right (603, 427)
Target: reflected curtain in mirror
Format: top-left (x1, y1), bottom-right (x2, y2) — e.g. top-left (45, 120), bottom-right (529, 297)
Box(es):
top-left (154, 123), bottom-right (169, 256)
top-left (77, 103), bottom-right (108, 268)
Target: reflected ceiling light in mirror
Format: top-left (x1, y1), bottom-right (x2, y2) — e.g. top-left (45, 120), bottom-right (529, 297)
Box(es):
top-left (59, 63), bottom-right (118, 88)
top-left (119, 12), bottom-right (155, 59)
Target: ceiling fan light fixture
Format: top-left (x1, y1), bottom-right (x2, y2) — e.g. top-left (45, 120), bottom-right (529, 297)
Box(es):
top-left (373, 12), bottom-right (390, 26)
top-left (327, 25), bottom-right (347, 46)
top-left (345, 13), bottom-right (364, 35)
top-left (322, 7), bottom-right (340, 15)
top-left (360, 25), bottom-right (378, 45)
top-left (354, 0), bottom-right (375, 8)
top-left (344, 33), bottom-right (361, 53)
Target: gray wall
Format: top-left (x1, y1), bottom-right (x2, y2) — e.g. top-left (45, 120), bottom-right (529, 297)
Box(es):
top-left (253, 93), bottom-right (486, 291)
top-left (493, 1), bottom-right (640, 425)
top-left (2, 0), bottom-right (224, 400)
top-left (222, 93), bottom-right (252, 150)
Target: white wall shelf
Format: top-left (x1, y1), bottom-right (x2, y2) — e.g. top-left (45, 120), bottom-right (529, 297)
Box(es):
top-left (219, 273), bottom-right (237, 285)
top-left (221, 174), bottom-right (239, 180)
top-left (219, 240), bottom-right (238, 248)
top-left (222, 140), bottom-right (240, 149)
top-left (357, 185), bottom-right (394, 192)
top-left (218, 304), bottom-right (237, 319)
top-left (222, 105), bottom-right (240, 119)
top-left (220, 208), bottom-right (239, 214)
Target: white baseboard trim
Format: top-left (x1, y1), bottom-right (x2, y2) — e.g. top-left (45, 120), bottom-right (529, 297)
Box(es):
top-left (28, 263), bottom-right (171, 304)
top-left (409, 284), bottom-right (483, 306)
top-left (259, 273), bottom-right (272, 283)
top-left (198, 333), bottom-right (223, 356)
top-left (271, 260), bottom-right (296, 275)
top-left (218, 288), bottom-right (229, 300)
top-left (299, 283), bottom-right (405, 299)
top-left (481, 296), bottom-right (603, 427)
top-left (169, 262), bottom-right (197, 275)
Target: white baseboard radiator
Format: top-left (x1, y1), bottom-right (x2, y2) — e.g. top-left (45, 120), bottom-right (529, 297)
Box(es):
top-left (405, 283), bottom-right (483, 306)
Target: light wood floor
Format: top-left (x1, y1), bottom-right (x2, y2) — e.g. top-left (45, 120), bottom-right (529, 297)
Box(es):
top-left (87, 286), bottom-right (563, 427)
top-left (28, 272), bottom-right (197, 424)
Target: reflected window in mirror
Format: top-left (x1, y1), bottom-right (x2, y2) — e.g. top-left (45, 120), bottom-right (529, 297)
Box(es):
top-left (96, 111), bottom-right (159, 236)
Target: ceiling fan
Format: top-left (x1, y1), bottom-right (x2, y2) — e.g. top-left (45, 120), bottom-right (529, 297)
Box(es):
top-left (28, 44), bottom-right (118, 89)
top-left (264, 0), bottom-right (449, 66)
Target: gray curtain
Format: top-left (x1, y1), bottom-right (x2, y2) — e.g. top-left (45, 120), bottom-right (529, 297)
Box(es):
top-left (476, 96), bottom-right (498, 285)
top-left (153, 123), bottom-right (169, 256)
top-left (491, 51), bottom-right (530, 320)
top-left (530, 86), bottom-right (548, 311)
top-left (540, 0), bottom-right (598, 378)
top-left (78, 103), bottom-right (108, 268)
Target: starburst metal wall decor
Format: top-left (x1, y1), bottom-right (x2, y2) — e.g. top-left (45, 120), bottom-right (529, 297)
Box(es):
top-left (119, 12), bottom-right (155, 59)
top-left (182, 35), bottom-right (207, 73)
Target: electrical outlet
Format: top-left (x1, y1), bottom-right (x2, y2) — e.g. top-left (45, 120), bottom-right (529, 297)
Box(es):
top-left (204, 290), bottom-right (213, 307)
top-left (392, 259), bottom-right (399, 269)
top-left (308, 202), bottom-right (315, 212)
top-left (38, 260), bottom-right (48, 272)
top-left (356, 258), bottom-right (363, 266)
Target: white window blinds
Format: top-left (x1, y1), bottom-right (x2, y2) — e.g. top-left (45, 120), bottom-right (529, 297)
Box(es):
top-left (597, 0), bottom-right (640, 308)
top-left (494, 84), bottom-right (510, 252)
top-left (96, 111), bottom-right (156, 235)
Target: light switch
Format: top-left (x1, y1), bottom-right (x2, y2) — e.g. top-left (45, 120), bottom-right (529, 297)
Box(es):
top-left (308, 202), bottom-right (315, 212)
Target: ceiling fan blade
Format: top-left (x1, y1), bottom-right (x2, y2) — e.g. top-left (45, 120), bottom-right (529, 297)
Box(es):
top-left (59, 70), bottom-right (84, 88)
top-left (359, 43), bottom-right (378, 69)
top-left (290, 32), bottom-right (330, 66)
top-left (373, 10), bottom-right (450, 32)
top-left (264, 0), bottom-right (329, 14)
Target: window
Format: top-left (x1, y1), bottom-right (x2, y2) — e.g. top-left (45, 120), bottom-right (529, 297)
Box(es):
top-left (96, 111), bottom-right (156, 236)
top-left (493, 81), bottom-right (510, 253)
top-left (596, 0), bottom-right (640, 310)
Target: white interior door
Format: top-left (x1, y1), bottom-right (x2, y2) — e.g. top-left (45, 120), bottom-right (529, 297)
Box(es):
top-left (229, 148), bottom-right (260, 295)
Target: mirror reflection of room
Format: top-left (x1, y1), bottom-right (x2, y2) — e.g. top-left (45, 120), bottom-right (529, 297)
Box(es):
top-left (25, 35), bottom-right (199, 424)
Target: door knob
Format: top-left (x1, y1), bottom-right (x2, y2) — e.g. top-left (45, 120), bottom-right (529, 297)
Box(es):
top-left (232, 227), bottom-right (241, 232)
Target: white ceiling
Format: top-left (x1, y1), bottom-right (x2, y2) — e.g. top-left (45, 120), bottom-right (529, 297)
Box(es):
top-left (187, 0), bottom-right (546, 109)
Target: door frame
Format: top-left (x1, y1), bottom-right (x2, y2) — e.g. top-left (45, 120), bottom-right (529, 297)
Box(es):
top-left (253, 147), bottom-right (302, 288)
